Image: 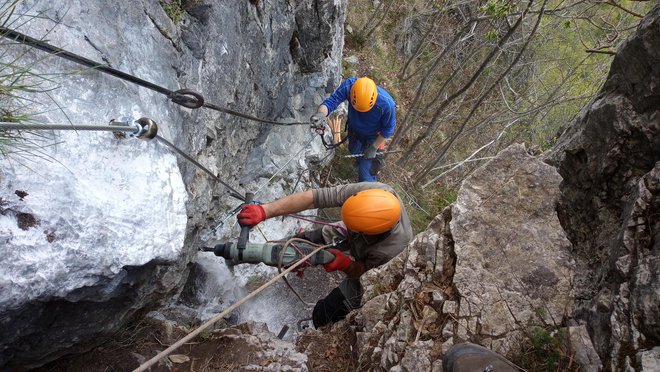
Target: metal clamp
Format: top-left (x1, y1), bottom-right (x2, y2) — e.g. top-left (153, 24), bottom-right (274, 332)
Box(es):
top-left (131, 117), bottom-right (158, 140)
top-left (310, 120), bottom-right (326, 131)
top-left (170, 89), bottom-right (205, 109)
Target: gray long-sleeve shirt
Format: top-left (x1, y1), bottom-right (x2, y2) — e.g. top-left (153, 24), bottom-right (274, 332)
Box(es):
top-left (312, 182), bottom-right (413, 269)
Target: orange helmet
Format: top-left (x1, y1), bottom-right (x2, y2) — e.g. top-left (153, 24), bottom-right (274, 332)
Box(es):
top-left (350, 77), bottom-right (378, 112)
top-left (341, 189), bottom-right (401, 234)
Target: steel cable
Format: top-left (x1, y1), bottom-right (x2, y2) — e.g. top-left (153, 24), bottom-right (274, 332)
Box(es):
top-left (0, 26), bottom-right (308, 126)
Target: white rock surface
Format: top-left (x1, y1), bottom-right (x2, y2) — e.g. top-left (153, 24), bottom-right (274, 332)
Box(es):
top-left (0, 130), bottom-right (187, 309)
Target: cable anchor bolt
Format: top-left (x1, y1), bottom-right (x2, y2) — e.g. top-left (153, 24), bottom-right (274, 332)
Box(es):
top-left (130, 117), bottom-right (159, 140)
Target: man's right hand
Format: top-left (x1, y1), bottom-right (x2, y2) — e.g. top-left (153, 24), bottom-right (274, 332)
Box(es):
top-left (237, 204), bottom-right (267, 227)
top-left (310, 112), bottom-right (325, 128)
top-left (323, 249), bottom-right (353, 272)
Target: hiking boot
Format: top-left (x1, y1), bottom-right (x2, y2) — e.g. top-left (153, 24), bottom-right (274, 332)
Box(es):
top-left (443, 343), bottom-right (520, 372)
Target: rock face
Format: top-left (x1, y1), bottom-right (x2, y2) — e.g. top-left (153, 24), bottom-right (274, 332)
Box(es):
top-left (451, 145), bottom-right (575, 352)
top-left (0, 0), bottom-right (346, 368)
top-left (354, 144), bottom-right (575, 371)
top-left (346, 7), bottom-right (659, 372)
top-left (544, 6), bottom-right (660, 370)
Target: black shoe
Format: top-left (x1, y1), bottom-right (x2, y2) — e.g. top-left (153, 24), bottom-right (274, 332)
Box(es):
top-left (443, 343), bottom-right (520, 372)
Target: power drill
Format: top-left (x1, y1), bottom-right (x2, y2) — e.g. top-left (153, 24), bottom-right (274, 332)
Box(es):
top-left (200, 193), bottom-right (336, 268)
top-left (200, 240), bottom-right (336, 267)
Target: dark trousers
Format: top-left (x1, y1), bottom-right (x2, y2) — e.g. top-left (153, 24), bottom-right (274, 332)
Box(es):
top-left (312, 278), bottom-right (363, 328)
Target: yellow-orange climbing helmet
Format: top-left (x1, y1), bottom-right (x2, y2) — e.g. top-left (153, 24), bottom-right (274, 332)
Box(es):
top-left (350, 77), bottom-right (378, 112)
top-left (341, 189), bottom-right (401, 235)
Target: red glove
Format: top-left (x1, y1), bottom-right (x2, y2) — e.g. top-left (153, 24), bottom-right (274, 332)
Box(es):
top-left (237, 204), bottom-right (267, 227)
top-left (323, 249), bottom-right (353, 272)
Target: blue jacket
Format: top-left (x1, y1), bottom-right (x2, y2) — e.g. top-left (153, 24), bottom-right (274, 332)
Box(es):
top-left (322, 77), bottom-right (396, 142)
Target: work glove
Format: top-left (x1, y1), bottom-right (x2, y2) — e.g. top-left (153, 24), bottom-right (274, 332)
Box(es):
top-left (237, 204), bottom-right (267, 227)
top-left (323, 249), bottom-right (353, 272)
top-left (310, 112), bottom-right (325, 128)
top-left (363, 145), bottom-right (378, 159)
top-left (370, 155), bottom-right (385, 176)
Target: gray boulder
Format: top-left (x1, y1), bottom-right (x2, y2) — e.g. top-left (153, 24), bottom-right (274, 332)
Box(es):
top-left (355, 144), bottom-right (576, 370)
top-left (451, 144), bottom-right (575, 354)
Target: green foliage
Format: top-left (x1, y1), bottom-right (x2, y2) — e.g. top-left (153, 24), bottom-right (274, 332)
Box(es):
top-left (344, 0), bottom-right (653, 191)
top-left (480, 0), bottom-right (516, 18)
top-left (539, 135), bottom-right (558, 151)
top-left (485, 29), bottom-right (499, 42)
top-left (394, 183), bottom-right (457, 234)
top-left (509, 308), bottom-right (579, 371)
top-left (160, 0), bottom-right (186, 23)
top-left (519, 326), bottom-right (572, 371)
top-left (1, 2), bottom-right (65, 159)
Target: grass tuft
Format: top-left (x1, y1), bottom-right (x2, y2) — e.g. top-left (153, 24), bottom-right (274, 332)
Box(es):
top-left (160, 0), bottom-right (187, 23)
top-left (0, 3), bottom-right (72, 162)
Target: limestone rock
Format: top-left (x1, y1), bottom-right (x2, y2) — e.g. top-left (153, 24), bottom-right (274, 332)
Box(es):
top-left (566, 325), bottom-right (602, 372)
top-left (638, 347), bottom-right (660, 372)
top-left (544, 6), bottom-right (660, 368)
top-left (0, 0), bottom-right (347, 368)
top-left (451, 144), bottom-right (575, 353)
top-left (354, 144), bottom-right (577, 370)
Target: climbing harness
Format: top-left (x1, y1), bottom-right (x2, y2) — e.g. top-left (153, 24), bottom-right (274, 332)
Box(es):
top-left (0, 26), bottom-right (307, 126)
top-left (316, 124), bottom-right (348, 150)
top-left (286, 213), bottom-right (350, 238)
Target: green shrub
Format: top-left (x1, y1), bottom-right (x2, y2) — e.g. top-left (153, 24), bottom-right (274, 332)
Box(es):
top-left (511, 326), bottom-right (580, 371)
top-left (160, 0), bottom-right (186, 23)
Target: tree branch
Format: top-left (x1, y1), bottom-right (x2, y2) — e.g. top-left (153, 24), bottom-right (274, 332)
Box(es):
top-left (398, 0), bottom-right (535, 168)
top-left (415, 0), bottom-right (548, 184)
top-left (585, 48), bottom-right (616, 55)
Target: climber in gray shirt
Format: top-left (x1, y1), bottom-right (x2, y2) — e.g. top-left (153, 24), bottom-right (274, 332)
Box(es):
top-left (238, 182), bottom-right (413, 327)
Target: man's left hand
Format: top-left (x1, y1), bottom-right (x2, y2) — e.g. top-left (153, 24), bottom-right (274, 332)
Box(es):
top-left (310, 113), bottom-right (325, 129)
top-left (363, 145), bottom-right (378, 159)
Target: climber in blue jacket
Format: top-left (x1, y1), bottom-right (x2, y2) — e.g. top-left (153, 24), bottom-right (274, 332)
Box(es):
top-left (310, 77), bottom-right (396, 182)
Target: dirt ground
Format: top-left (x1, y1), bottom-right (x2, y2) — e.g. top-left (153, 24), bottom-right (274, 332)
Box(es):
top-left (296, 326), bottom-right (359, 372)
top-left (34, 263), bottom-right (356, 372)
top-left (35, 315), bottom-right (357, 372)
